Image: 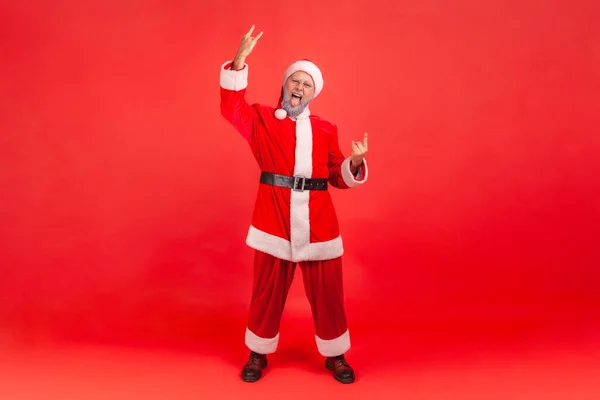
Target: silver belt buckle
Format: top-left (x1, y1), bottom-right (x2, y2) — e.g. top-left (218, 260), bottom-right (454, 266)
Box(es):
top-left (293, 175), bottom-right (306, 192)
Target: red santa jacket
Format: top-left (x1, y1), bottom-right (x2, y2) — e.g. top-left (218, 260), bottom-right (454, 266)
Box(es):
top-left (219, 61), bottom-right (368, 262)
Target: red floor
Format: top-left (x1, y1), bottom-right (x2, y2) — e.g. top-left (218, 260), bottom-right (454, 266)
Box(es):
top-left (1, 318), bottom-right (598, 400)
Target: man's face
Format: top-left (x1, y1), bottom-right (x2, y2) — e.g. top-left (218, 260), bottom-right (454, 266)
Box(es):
top-left (281, 71), bottom-right (315, 117)
top-left (284, 71), bottom-right (316, 106)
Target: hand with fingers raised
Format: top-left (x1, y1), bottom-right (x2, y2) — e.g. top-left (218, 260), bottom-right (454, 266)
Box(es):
top-left (351, 132), bottom-right (368, 173)
top-left (232, 25), bottom-right (263, 70)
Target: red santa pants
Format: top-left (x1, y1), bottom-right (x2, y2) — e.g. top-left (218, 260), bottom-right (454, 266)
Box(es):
top-left (244, 250), bottom-right (351, 357)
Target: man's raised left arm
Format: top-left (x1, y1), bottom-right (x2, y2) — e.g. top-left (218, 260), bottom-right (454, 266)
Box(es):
top-left (327, 128), bottom-right (369, 189)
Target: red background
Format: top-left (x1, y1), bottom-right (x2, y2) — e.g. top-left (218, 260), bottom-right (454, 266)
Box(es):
top-left (1, 0), bottom-right (599, 361)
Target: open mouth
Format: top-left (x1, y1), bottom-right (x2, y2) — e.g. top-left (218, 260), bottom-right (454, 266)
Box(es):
top-left (290, 93), bottom-right (303, 106)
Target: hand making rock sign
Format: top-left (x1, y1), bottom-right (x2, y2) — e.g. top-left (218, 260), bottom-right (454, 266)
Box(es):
top-left (232, 25), bottom-right (263, 70)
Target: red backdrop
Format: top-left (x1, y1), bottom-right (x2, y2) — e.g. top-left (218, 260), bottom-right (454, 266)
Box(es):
top-left (1, 0), bottom-right (599, 354)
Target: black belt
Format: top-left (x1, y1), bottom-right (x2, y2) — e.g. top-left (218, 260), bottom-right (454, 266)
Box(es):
top-left (260, 172), bottom-right (328, 191)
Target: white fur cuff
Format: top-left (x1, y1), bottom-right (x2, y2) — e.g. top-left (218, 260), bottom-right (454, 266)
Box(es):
top-left (220, 60), bottom-right (248, 91)
top-left (341, 157), bottom-right (368, 188)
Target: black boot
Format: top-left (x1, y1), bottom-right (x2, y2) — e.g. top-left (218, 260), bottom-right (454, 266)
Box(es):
top-left (241, 351), bottom-right (268, 382)
top-left (325, 354), bottom-right (355, 384)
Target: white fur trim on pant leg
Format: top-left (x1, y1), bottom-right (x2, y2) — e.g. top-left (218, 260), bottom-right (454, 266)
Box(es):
top-left (245, 328), bottom-right (279, 354)
top-left (315, 330), bottom-right (351, 357)
top-left (220, 61), bottom-right (248, 91)
top-left (341, 157), bottom-right (368, 188)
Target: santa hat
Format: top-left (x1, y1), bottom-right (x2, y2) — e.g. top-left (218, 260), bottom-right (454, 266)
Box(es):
top-left (275, 59), bottom-right (324, 120)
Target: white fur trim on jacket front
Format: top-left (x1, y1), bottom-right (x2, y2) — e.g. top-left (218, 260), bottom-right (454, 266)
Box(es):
top-left (220, 61), bottom-right (248, 91)
top-left (290, 111), bottom-right (313, 259)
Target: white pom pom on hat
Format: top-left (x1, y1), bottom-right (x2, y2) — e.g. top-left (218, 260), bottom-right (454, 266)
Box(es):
top-left (275, 109), bottom-right (288, 119)
top-left (275, 59), bottom-right (324, 120)
top-left (274, 108), bottom-right (288, 120)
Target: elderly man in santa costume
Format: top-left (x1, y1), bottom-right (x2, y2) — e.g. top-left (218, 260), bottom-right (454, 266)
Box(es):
top-left (219, 25), bottom-right (369, 384)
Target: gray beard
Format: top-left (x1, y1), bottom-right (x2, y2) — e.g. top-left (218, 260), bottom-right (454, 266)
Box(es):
top-left (281, 89), bottom-right (311, 118)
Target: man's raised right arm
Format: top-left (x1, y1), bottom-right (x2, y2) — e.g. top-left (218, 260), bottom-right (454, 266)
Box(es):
top-left (219, 25), bottom-right (263, 143)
